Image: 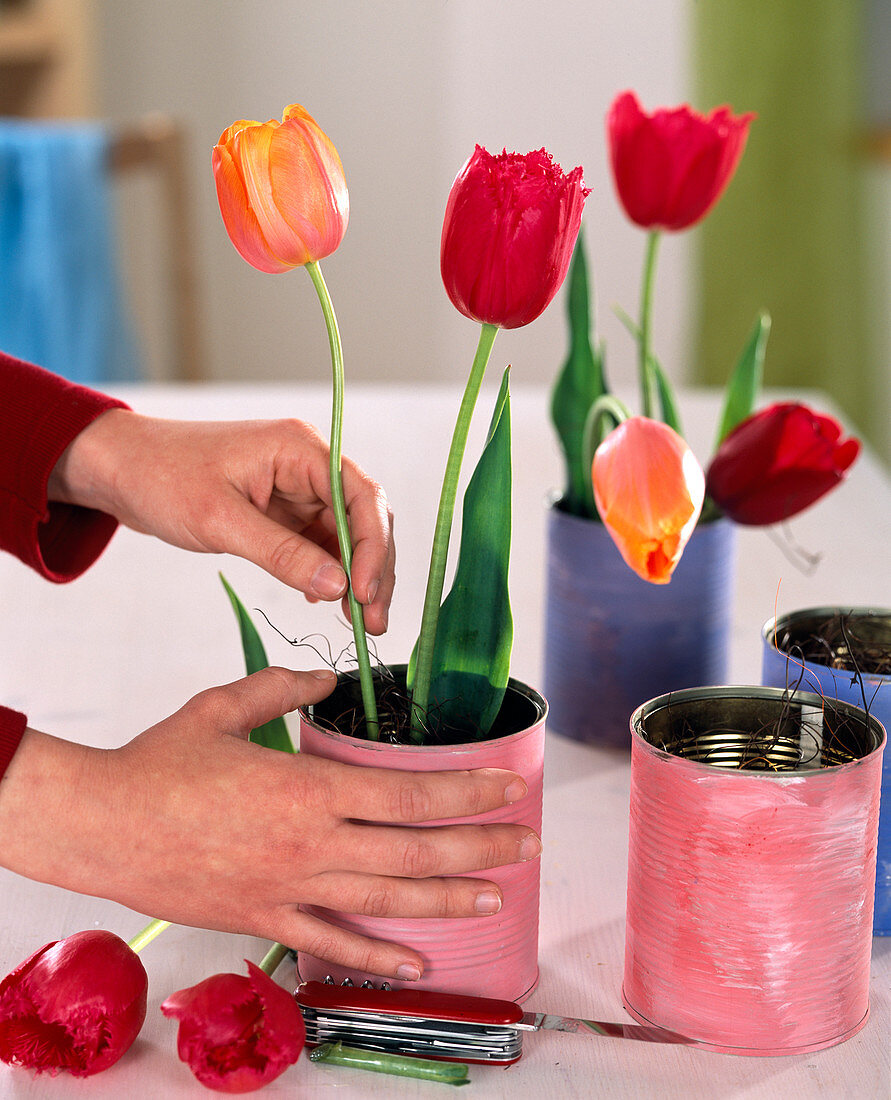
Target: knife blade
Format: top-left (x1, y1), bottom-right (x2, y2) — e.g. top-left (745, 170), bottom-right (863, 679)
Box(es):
top-left (519, 1010), bottom-right (692, 1045)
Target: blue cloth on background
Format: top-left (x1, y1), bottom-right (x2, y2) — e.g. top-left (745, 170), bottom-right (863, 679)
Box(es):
top-left (0, 119), bottom-right (141, 384)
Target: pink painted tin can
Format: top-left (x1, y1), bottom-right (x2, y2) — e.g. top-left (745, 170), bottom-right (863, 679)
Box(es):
top-left (623, 686), bottom-right (884, 1055)
top-left (761, 607), bottom-right (891, 934)
top-left (297, 668), bottom-right (546, 1004)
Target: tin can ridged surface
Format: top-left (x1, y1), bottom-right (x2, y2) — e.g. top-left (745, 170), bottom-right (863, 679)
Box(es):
top-left (623, 687), bottom-right (884, 1055)
top-left (297, 675), bottom-right (546, 1004)
top-left (544, 508), bottom-right (735, 748)
top-left (762, 608), bottom-right (891, 934)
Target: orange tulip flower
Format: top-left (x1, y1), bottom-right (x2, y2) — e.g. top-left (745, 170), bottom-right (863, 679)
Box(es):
top-left (592, 417), bottom-right (705, 584)
top-left (212, 104), bottom-right (349, 273)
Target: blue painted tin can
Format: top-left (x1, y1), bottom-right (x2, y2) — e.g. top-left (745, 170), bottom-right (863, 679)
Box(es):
top-left (543, 506), bottom-right (736, 749)
top-left (761, 608), bottom-right (891, 935)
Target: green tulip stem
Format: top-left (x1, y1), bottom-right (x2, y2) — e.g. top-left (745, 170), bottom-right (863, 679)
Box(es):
top-left (258, 941), bottom-right (289, 977)
top-left (305, 260), bottom-right (379, 739)
top-left (638, 230), bottom-right (661, 418)
top-left (581, 394), bottom-right (633, 476)
top-left (127, 918), bottom-right (171, 954)
top-left (410, 321), bottom-right (499, 740)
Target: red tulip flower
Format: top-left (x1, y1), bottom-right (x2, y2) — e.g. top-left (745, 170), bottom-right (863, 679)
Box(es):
top-left (0, 930), bottom-right (147, 1077)
top-left (161, 960), bottom-right (305, 1093)
top-left (212, 103), bottom-right (349, 273)
top-left (592, 417), bottom-right (705, 584)
top-left (440, 145), bottom-right (589, 329)
top-left (607, 90), bottom-right (754, 231)
top-left (706, 402), bottom-right (860, 526)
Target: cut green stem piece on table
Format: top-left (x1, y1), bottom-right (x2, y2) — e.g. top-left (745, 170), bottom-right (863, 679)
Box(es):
top-left (127, 918), bottom-right (170, 954)
top-left (258, 941), bottom-right (289, 976)
top-left (309, 1042), bottom-right (470, 1085)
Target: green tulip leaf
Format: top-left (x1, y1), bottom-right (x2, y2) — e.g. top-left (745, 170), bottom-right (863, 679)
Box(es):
top-left (220, 573), bottom-right (294, 753)
top-left (423, 369), bottom-right (513, 739)
top-left (550, 229), bottom-right (607, 518)
top-left (651, 358), bottom-right (684, 436)
top-left (714, 311), bottom-right (771, 447)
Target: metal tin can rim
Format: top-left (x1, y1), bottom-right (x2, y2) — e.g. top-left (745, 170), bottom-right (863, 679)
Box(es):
top-left (762, 606), bottom-right (891, 656)
top-left (298, 664), bottom-right (547, 753)
top-left (630, 684), bottom-right (886, 772)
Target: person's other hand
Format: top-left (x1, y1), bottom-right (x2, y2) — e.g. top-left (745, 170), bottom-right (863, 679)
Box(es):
top-left (48, 411), bottom-right (394, 633)
top-left (0, 668), bottom-right (540, 980)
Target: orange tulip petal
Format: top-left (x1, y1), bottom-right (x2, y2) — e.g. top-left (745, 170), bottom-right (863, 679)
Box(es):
top-left (592, 418), bottom-right (705, 584)
top-left (212, 144), bottom-right (292, 273)
top-left (212, 104), bottom-right (348, 272)
top-left (217, 119), bottom-right (260, 146)
top-left (231, 123), bottom-right (310, 267)
top-left (270, 115), bottom-right (348, 261)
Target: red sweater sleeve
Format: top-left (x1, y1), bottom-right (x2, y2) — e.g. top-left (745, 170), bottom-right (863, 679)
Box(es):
top-left (0, 351), bottom-right (130, 582)
top-left (0, 706), bottom-right (27, 790)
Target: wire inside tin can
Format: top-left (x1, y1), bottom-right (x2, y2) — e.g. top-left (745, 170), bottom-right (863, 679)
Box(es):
top-left (635, 688), bottom-right (882, 771)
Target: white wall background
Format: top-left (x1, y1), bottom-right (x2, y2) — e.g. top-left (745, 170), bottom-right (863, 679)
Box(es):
top-left (96, 0), bottom-right (691, 391)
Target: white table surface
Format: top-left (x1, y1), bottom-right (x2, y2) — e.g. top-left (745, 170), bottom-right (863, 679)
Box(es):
top-left (1, 382), bottom-right (889, 1099)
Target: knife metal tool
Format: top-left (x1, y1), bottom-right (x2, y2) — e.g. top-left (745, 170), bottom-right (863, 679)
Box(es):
top-left (296, 981), bottom-right (692, 1065)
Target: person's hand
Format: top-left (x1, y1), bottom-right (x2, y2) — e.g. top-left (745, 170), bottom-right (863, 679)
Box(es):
top-left (47, 410), bottom-right (394, 633)
top-left (0, 668), bottom-right (540, 981)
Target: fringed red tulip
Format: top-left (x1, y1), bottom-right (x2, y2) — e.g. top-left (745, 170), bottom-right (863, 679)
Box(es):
top-left (706, 402), bottom-right (860, 525)
top-left (212, 104), bottom-right (348, 273)
top-left (0, 930), bottom-right (147, 1077)
top-left (592, 417), bottom-right (705, 584)
top-left (607, 90), bottom-right (754, 231)
top-left (440, 145), bottom-right (588, 329)
top-left (161, 960), bottom-right (305, 1093)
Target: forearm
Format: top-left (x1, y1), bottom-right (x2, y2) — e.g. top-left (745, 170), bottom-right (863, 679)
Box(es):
top-left (0, 725), bottom-right (111, 893)
top-left (46, 406), bottom-right (134, 515)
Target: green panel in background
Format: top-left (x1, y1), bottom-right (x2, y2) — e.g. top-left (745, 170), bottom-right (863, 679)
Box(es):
top-left (692, 0), bottom-right (887, 462)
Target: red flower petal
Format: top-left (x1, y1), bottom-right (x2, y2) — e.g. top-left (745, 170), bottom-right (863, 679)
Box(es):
top-left (161, 961), bottom-right (304, 1093)
top-left (706, 403), bottom-right (860, 525)
top-left (0, 931), bottom-right (147, 1077)
top-left (441, 144), bottom-right (589, 329)
top-left (607, 90), bottom-right (754, 231)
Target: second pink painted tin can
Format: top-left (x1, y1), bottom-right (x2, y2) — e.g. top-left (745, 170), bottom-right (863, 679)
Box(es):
top-left (297, 669), bottom-right (546, 1004)
top-left (623, 686), bottom-right (884, 1056)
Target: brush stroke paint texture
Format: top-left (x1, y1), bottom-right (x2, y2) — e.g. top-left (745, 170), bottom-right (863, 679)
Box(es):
top-left (623, 711), bottom-right (883, 1055)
